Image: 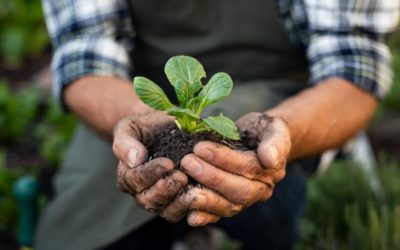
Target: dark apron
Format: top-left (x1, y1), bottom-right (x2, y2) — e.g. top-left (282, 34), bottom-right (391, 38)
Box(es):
top-left (130, 0), bottom-right (308, 103)
top-left (35, 1), bottom-right (309, 249)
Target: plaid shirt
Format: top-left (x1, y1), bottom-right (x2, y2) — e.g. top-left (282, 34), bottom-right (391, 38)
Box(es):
top-left (43, 0), bottom-right (399, 106)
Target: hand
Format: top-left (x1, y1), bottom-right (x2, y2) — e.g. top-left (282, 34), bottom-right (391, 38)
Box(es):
top-left (160, 112), bottom-right (290, 226)
top-left (113, 112), bottom-right (189, 214)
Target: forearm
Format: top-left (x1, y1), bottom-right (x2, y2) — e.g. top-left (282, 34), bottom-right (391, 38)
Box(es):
top-left (64, 76), bottom-right (153, 139)
top-left (267, 77), bottom-right (377, 159)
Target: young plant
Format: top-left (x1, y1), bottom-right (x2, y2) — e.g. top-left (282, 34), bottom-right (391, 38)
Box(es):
top-left (134, 55), bottom-right (240, 140)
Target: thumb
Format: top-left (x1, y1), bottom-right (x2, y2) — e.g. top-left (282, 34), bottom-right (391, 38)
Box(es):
top-left (257, 118), bottom-right (291, 169)
top-left (113, 116), bottom-right (148, 168)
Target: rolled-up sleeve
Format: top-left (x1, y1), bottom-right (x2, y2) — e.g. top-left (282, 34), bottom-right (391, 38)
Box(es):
top-left (42, 0), bottom-right (134, 108)
top-left (304, 0), bottom-right (400, 99)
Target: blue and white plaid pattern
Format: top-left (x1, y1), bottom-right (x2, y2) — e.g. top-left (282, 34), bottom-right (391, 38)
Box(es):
top-left (278, 0), bottom-right (399, 98)
top-left (43, 0), bottom-right (400, 106)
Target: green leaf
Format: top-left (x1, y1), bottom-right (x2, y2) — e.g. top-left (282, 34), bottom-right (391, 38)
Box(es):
top-left (164, 55), bottom-right (205, 106)
top-left (203, 115), bottom-right (240, 140)
top-left (198, 72), bottom-right (233, 109)
top-left (134, 76), bottom-right (173, 111)
top-left (187, 96), bottom-right (199, 110)
top-left (174, 79), bottom-right (191, 107)
top-left (167, 107), bottom-right (199, 121)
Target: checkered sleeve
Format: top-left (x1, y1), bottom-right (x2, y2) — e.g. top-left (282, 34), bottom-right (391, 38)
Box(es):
top-left (42, 0), bottom-right (134, 108)
top-left (304, 0), bottom-right (400, 98)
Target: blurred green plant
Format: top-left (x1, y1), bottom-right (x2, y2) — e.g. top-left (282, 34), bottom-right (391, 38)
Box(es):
top-left (0, 80), bottom-right (76, 165)
top-left (0, 80), bottom-right (76, 238)
top-left (0, 81), bottom-right (41, 143)
top-left (35, 99), bottom-right (77, 164)
top-left (0, 0), bottom-right (49, 67)
top-left (0, 150), bottom-right (23, 233)
top-left (297, 157), bottom-right (400, 250)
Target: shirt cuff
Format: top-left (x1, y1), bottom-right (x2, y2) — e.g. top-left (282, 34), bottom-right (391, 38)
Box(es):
top-left (51, 37), bottom-right (132, 110)
top-left (307, 34), bottom-right (393, 99)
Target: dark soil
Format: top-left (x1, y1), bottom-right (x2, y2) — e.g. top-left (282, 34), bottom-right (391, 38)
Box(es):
top-left (147, 124), bottom-right (256, 168)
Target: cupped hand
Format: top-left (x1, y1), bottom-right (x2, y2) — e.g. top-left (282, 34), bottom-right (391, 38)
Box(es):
top-left (160, 112), bottom-right (291, 226)
top-left (112, 112), bottom-right (189, 213)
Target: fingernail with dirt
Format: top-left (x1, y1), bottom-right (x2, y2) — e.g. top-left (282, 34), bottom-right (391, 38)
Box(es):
top-left (182, 156), bottom-right (203, 176)
top-left (156, 166), bottom-right (167, 177)
top-left (267, 145), bottom-right (279, 167)
top-left (127, 148), bottom-right (138, 168)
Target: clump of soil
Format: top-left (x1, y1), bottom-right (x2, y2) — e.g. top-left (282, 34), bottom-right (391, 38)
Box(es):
top-left (147, 124), bottom-right (256, 168)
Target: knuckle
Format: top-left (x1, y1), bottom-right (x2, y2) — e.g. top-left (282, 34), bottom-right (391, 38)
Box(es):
top-left (137, 191), bottom-right (164, 213)
top-left (112, 140), bottom-right (122, 157)
top-left (274, 168), bottom-right (286, 183)
top-left (127, 168), bottom-right (147, 193)
top-left (116, 166), bottom-right (132, 193)
top-left (260, 188), bottom-right (273, 201)
top-left (208, 173), bottom-right (223, 186)
top-left (238, 185), bottom-right (256, 205)
top-left (226, 204), bottom-right (242, 217)
top-left (179, 194), bottom-right (191, 206)
top-left (169, 172), bottom-right (188, 189)
top-left (241, 156), bottom-right (259, 176)
top-left (154, 178), bottom-right (168, 192)
top-left (151, 157), bottom-right (171, 167)
top-left (179, 190), bottom-right (195, 207)
top-left (135, 193), bottom-right (149, 210)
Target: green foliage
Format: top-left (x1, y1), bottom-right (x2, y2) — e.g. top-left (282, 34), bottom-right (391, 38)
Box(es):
top-left (0, 81), bottom-right (76, 165)
top-left (0, 80), bottom-right (77, 166)
top-left (197, 72), bottom-right (233, 110)
top-left (203, 116), bottom-right (240, 140)
top-left (134, 77), bottom-right (173, 111)
top-left (0, 81), bottom-right (41, 142)
top-left (165, 56), bottom-right (204, 107)
top-left (0, 0), bottom-right (49, 66)
top-left (0, 81), bottom-right (77, 238)
top-left (297, 158), bottom-right (400, 250)
top-left (134, 55), bottom-right (240, 140)
top-left (35, 99), bottom-right (77, 164)
top-left (0, 150), bottom-right (23, 233)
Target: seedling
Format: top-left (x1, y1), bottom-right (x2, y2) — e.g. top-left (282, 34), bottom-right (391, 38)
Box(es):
top-left (134, 55), bottom-right (240, 140)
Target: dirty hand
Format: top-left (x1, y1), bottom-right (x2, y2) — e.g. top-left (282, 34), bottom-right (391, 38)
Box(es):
top-left (113, 111), bottom-right (189, 214)
top-left (160, 112), bottom-right (290, 226)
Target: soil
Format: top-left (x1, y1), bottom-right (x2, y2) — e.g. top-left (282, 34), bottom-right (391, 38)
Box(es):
top-left (147, 124), bottom-right (256, 169)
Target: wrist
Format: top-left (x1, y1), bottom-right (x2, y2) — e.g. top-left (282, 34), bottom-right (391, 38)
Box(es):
top-left (64, 76), bottom-right (153, 138)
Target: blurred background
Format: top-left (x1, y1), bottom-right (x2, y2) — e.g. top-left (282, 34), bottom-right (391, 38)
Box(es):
top-left (0, 0), bottom-right (399, 249)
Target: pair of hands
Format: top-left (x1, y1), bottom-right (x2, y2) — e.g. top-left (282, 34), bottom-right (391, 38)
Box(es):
top-left (112, 111), bottom-right (291, 226)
